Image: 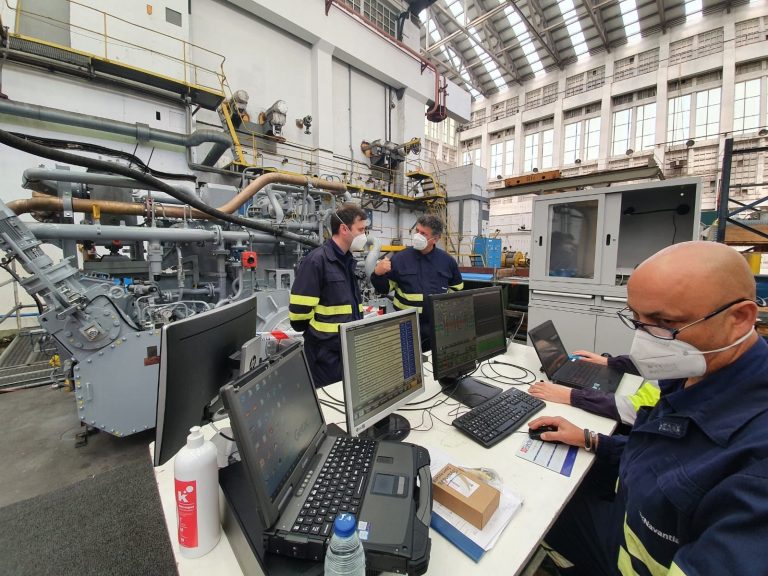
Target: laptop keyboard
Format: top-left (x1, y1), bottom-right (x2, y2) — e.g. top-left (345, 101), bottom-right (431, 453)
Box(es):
top-left (292, 436), bottom-right (376, 538)
top-left (453, 388), bottom-right (545, 448)
top-left (557, 361), bottom-right (602, 386)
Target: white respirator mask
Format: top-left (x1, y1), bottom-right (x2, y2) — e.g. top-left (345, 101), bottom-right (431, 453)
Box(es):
top-left (350, 232), bottom-right (368, 251)
top-left (629, 327), bottom-right (755, 380)
top-left (412, 233), bottom-right (429, 251)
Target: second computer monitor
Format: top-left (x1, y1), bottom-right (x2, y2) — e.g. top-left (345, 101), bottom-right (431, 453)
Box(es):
top-left (340, 309), bottom-right (424, 442)
top-left (428, 286), bottom-right (507, 408)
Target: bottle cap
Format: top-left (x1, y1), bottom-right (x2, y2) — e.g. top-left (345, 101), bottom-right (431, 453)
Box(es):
top-left (333, 513), bottom-right (356, 538)
top-left (187, 426), bottom-right (204, 449)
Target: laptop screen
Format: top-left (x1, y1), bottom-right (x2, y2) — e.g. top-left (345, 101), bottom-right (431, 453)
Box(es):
top-left (230, 346), bottom-right (323, 500)
top-left (528, 320), bottom-right (570, 378)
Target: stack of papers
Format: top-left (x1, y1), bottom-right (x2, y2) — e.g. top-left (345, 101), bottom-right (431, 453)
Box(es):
top-left (426, 447), bottom-right (523, 562)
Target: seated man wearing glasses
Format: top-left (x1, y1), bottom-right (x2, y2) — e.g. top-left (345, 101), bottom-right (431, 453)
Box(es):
top-left (528, 241), bottom-right (768, 576)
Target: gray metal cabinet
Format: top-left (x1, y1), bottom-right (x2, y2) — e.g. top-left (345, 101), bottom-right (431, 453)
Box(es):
top-left (527, 178), bottom-right (701, 355)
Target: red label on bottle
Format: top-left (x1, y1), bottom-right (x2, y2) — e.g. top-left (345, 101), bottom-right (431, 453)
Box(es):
top-left (175, 479), bottom-right (198, 548)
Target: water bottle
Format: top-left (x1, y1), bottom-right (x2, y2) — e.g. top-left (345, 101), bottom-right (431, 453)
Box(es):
top-left (174, 426), bottom-right (221, 558)
top-left (324, 513), bottom-right (366, 576)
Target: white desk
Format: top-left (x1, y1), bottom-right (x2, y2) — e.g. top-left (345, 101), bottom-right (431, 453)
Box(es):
top-left (153, 342), bottom-right (641, 576)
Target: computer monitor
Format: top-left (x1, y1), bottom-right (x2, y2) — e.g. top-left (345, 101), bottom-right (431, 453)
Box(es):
top-left (340, 309), bottom-right (424, 441)
top-left (153, 294), bottom-right (258, 466)
top-left (427, 286), bottom-right (507, 408)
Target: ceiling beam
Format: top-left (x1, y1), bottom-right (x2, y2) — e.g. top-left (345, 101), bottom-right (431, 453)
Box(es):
top-left (425, 2), bottom-right (510, 53)
top-left (525, 0), bottom-right (559, 60)
top-left (507, 1), bottom-right (563, 69)
top-left (432, 1), bottom-right (520, 90)
top-left (580, 0), bottom-right (611, 52)
top-left (475, 0), bottom-right (523, 86)
top-left (657, 0), bottom-right (667, 32)
top-left (429, 11), bottom-right (487, 96)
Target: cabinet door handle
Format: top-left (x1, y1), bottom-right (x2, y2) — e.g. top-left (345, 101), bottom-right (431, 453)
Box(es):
top-left (603, 296), bottom-right (628, 303)
top-left (538, 236), bottom-right (542, 247)
top-left (532, 290), bottom-right (594, 300)
top-left (606, 233), bottom-right (611, 246)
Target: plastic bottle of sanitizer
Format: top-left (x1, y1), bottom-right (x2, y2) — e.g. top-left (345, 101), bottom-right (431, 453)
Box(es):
top-left (174, 426), bottom-right (221, 558)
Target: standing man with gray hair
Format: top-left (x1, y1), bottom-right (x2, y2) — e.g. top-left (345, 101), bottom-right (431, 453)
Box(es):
top-left (371, 214), bottom-right (463, 351)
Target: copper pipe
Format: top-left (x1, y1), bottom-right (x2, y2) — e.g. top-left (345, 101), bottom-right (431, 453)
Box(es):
top-left (9, 172), bottom-right (348, 218)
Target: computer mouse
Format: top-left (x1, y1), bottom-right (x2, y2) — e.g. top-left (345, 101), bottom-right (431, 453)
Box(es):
top-left (528, 425), bottom-right (559, 441)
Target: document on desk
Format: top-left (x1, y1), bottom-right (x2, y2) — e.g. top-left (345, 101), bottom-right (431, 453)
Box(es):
top-left (426, 447), bottom-right (523, 562)
top-left (516, 438), bottom-right (578, 477)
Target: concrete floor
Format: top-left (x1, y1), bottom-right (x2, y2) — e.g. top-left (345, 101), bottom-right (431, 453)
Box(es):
top-left (0, 384), bottom-right (153, 508)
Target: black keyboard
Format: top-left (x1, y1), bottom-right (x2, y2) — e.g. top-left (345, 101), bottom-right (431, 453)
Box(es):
top-left (292, 436), bottom-right (376, 538)
top-left (453, 388), bottom-right (545, 448)
top-left (557, 361), bottom-right (602, 386)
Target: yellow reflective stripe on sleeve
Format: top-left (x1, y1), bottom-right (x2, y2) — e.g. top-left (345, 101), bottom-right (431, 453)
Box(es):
top-left (395, 287), bottom-right (424, 302)
top-left (448, 282), bottom-right (464, 291)
top-left (315, 304), bottom-right (353, 316)
top-left (629, 381), bottom-right (661, 412)
top-left (668, 562), bottom-right (686, 576)
top-left (358, 304), bottom-right (364, 312)
top-left (388, 280), bottom-right (397, 292)
top-left (290, 294), bottom-right (320, 306)
top-left (617, 546), bottom-right (634, 576)
top-left (620, 516), bottom-right (671, 576)
top-left (309, 318), bottom-right (340, 333)
top-left (288, 311), bottom-right (313, 321)
top-left (393, 298), bottom-right (422, 313)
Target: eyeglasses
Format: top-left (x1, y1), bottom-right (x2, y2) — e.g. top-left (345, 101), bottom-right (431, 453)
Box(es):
top-left (617, 298), bottom-right (750, 340)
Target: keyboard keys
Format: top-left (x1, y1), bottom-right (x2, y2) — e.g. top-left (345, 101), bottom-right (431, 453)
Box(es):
top-left (453, 388), bottom-right (545, 448)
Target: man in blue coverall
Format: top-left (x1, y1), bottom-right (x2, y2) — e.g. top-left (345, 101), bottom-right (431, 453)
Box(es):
top-left (370, 214), bottom-right (463, 351)
top-left (528, 241), bottom-right (768, 576)
top-left (288, 203), bottom-right (367, 387)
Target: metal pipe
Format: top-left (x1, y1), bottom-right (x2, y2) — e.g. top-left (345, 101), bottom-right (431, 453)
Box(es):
top-left (22, 168), bottom-right (195, 195)
top-left (26, 222), bottom-right (279, 243)
top-left (264, 185), bottom-right (285, 223)
top-left (364, 234), bottom-right (382, 279)
top-left (0, 99), bottom-right (232, 166)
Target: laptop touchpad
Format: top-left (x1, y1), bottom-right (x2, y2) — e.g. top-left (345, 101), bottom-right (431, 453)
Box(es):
top-left (371, 473), bottom-right (407, 497)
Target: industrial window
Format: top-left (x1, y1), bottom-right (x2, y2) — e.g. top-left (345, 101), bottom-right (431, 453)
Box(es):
top-left (735, 18), bottom-right (761, 48)
top-left (524, 133), bottom-right (539, 172)
top-left (733, 79), bottom-right (761, 134)
top-left (585, 66), bottom-right (606, 91)
top-left (525, 88), bottom-right (542, 110)
top-left (504, 138), bottom-right (515, 176)
top-left (612, 109), bottom-right (632, 157)
top-left (669, 37), bottom-right (694, 66)
top-left (584, 118), bottom-right (600, 161)
top-left (637, 49), bottom-right (660, 75)
top-left (614, 56), bottom-right (635, 82)
top-left (542, 83), bottom-right (559, 105)
top-left (490, 142), bottom-right (504, 178)
top-left (694, 88), bottom-right (721, 140)
top-left (697, 28), bottom-right (724, 58)
top-left (166, 7), bottom-right (182, 26)
top-left (566, 72), bottom-right (584, 97)
top-left (563, 122), bottom-right (582, 164)
top-left (541, 129), bottom-right (554, 169)
top-left (667, 94), bottom-right (692, 143)
top-left (635, 102), bottom-right (656, 151)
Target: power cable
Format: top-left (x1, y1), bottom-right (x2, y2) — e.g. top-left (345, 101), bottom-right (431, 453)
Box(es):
top-left (0, 128), bottom-right (320, 247)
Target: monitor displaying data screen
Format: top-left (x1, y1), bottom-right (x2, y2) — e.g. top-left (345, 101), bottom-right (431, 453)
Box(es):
top-left (340, 309), bottom-right (424, 437)
top-left (429, 286), bottom-right (507, 381)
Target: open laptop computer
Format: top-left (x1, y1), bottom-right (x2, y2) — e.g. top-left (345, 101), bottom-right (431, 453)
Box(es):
top-left (528, 320), bottom-right (622, 393)
top-left (220, 343), bottom-right (431, 575)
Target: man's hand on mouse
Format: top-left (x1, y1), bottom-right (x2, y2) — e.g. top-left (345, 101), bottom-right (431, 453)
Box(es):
top-left (529, 381), bottom-right (572, 404)
top-left (527, 416), bottom-right (586, 447)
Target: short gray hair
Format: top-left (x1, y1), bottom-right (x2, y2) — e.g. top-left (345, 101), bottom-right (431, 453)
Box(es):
top-left (416, 214), bottom-right (444, 237)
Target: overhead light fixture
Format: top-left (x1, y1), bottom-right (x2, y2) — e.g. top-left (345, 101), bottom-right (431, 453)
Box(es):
top-left (574, 158), bottom-right (582, 165)
top-left (759, 128), bottom-right (768, 137)
top-left (626, 149), bottom-right (634, 156)
top-left (685, 139), bottom-right (695, 148)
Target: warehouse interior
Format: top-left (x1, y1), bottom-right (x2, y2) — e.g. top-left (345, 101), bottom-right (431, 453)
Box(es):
top-left (1, 0), bottom-right (767, 575)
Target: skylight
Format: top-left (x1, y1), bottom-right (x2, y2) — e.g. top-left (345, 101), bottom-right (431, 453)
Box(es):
top-left (618, 0), bottom-right (642, 44)
top-left (556, 0), bottom-right (589, 60)
top-left (684, 0), bottom-right (703, 21)
top-left (501, 2), bottom-right (545, 77)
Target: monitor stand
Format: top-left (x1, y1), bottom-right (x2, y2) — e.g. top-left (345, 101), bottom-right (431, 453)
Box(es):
top-left (439, 376), bottom-right (501, 408)
top-left (359, 413), bottom-right (411, 442)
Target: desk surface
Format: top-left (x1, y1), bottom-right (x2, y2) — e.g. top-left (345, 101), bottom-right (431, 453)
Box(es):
top-left (153, 342), bottom-right (640, 576)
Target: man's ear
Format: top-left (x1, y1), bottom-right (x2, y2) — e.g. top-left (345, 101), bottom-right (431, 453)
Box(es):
top-left (730, 301), bottom-right (758, 332)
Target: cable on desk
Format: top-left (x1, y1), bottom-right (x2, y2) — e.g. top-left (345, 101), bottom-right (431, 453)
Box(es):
top-left (319, 399), bottom-right (346, 415)
top-left (209, 420), bottom-right (235, 442)
top-left (480, 361), bottom-right (537, 386)
top-left (319, 386), bottom-right (344, 406)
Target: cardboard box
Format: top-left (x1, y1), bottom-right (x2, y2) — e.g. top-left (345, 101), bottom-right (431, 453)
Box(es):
top-left (432, 464), bottom-right (500, 529)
